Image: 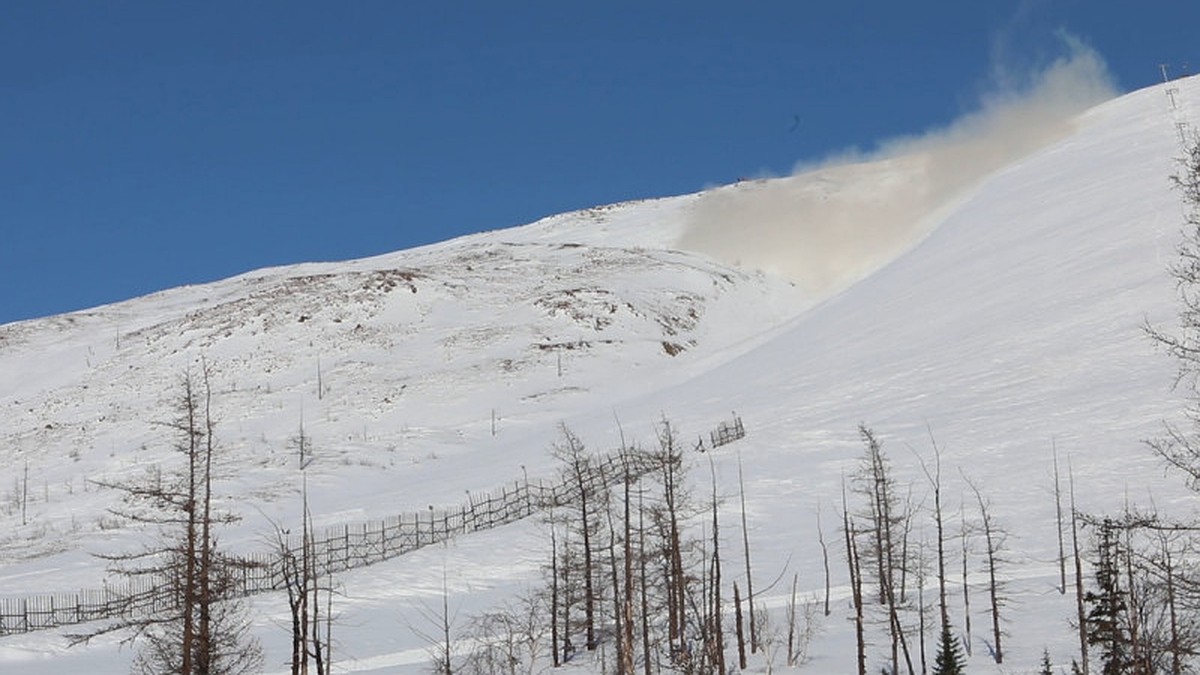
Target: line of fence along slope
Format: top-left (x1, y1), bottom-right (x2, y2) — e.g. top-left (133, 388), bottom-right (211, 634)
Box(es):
top-left (0, 415), bottom-right (745, 637)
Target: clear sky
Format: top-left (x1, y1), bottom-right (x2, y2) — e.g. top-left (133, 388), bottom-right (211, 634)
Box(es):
top-left (2, 1), bottom-right (1197, 324)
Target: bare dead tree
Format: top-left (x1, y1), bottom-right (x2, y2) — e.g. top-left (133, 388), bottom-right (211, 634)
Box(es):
top-left (653, 418), bottom-right (690, 662)
top-left (1147, 137), bottom-right (1200, 480)
top-left (854, 425), bottom-right (915, 675)
top-left (286, 405), bottom-right (307, 473)
top-left (963, 473), bottom-right (1008, 664)
top-left (549, 523), bottom-right (561, 668)
top-left (552, 424), bottom-right (601, 652)
top-left (267, 474), bottom-right (333, 675)
top-left (706, 455), bottom-right (727, 675)
top-left (786, 572), bottom-right (798, 667)
top-left (915, 537), bottom-right (929, 674)
top-left (459, 592), bottom-right (548, 675)
top-left (842, 479), bottom-right (867, 675)
top-left (557, 520), bottom-right (577, 665)
top-left (736, 451), bottom-right (758, 654)
top-left (602, 477), bottom-right (625, 674)
top-left (1054, 441), bottom-right (1068, 595)
top-left (408, 560), bottom-right (458, 675)
top-left (914, 429), bottom-right (951, 637)
top-left (637, 486), bottom-right (652, 675)
top-left (75, 365), bottom-right (261, 675)
top-left (734, 582), bottom-right (747, 670)
top-left (417, 567), bottom-right (455, 675)
top-left (1070, 460), bottom-right (1090, 675)
top-left (268, 440), bottom-right (334, 675)
top-left (817, 504), bottom-right (832, 617)
top-left (783, 592), bottom-right (821, 670)
top-left (270, 524), bottom-right (304, 675)
top-left (303, 481), bottom-right (331, 675)
top-left (1137, 525), bottom-right (1200, 675)
top-left (898, 485), bottom-right (917, 607)
top-left (506, 421), bottom-right (716, 672)
top-left (440, 566), bottom-right (452, 675)
top-left (1135, 135), bottom-right (1200, 674)
top-left (1160, 529), bottom-right (1184, 675)
top-left (1121, 505), bottom-right (1145, 672)
top-left (20, 460), bottom-right (28, 526)
top-left (621, 451), bottom-right (636, 675)
top-left (595, 455), bottom-right (634, 675)
top-left (959, 504), bottom-right (973, 658)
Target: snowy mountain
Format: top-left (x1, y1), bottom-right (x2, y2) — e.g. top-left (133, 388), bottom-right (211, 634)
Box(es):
top-left (2, 75), bottom-right (1199, 673)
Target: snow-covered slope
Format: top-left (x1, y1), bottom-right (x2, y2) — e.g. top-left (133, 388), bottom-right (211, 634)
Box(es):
top-left (2, 76), bottom-right (1199, 672)
top-left (0, 206), bottom-right (805, 581)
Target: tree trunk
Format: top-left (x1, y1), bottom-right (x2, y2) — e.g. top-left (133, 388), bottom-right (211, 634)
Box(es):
top-left (621, 459), bottom-right (635, 675)
top-left (734, 582), bottom-right (747, 670)
top-left (817, 508), bottom-right (831, 617)
top-left (638, 489), bottom-right (651, 675)
top-left (737, 454), bottom-right (757, 653)
top-left (1054, 443), bottom-right (1068, 595)
top-left (843, 482), bottom-right (866, 675)
top-left (551, 526), bottom-right (560, 668)
top-left (960, 513), bottom-right (972, 657)
top-left (709, 458), bottom-right (726, 675)
top-left (786, 573), bottom-right (798, 666)
top-left (603, 475), bottom-right (625, 675)
top-left (1070, 464), bottom-right (1090, 675)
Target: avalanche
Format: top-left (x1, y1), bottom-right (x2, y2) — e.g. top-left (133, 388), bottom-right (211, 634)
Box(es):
top-left (1, 75), bottom-right (1198, 673)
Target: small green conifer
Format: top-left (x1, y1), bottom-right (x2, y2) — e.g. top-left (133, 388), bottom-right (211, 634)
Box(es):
top-left (932, 624), bottom-right (966, 675)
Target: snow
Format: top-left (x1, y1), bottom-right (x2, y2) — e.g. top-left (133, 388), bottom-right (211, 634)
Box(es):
top-left (1, 75), bottom-right (1199, 672)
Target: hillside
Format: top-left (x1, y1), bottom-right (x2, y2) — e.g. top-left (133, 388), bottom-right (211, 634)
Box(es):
top-left (2, 75), bottom-right (1199, 672)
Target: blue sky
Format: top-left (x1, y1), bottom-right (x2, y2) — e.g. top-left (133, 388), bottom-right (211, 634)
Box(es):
top-left (2, 1), bottom-right (1196, 324)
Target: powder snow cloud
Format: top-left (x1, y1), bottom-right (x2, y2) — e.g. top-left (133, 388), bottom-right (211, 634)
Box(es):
top-left (678, 37), bottom-right (1117, 297)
